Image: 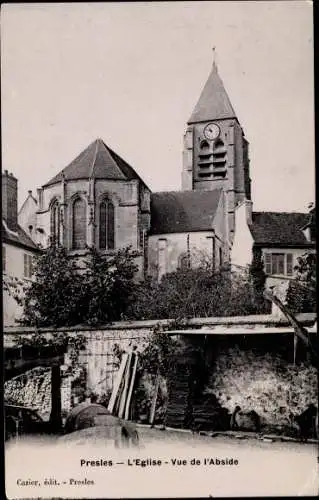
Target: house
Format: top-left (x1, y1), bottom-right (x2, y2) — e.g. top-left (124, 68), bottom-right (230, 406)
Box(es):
top-left (2, 170), bottom-right (41, 325)
top-left (232, 201), bottom-right (316, 285)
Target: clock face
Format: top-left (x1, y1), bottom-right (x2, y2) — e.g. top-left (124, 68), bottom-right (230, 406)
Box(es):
top-left (204, 123), bottom-right (220, 140)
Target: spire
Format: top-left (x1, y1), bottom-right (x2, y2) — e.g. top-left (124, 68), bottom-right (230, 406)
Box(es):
top-left (188, 56), bottom-right (237, 124)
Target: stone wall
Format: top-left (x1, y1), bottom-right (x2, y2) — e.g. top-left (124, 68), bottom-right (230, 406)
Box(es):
top-left (204, 334), bottom-right (317, 433)
top-left (4, 365), bottom-right (86, 421)
top-left (4, 367), bottom-right (52, 420)
top-left (4, 313), bottom-right (317, 431)
top-left (75, 328), bottom-right (150, 397)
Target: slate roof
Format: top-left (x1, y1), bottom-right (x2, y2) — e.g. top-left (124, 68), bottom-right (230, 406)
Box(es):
top-left (250, 212), bottom-right (314, 247)
top-left (188, 62), bottom-right (237, 124)
top-left (2, 221), bottom-right (40, 252)
top-left (43, 138), bottom-right (149, 189)
top-left (150, 189), bottom-right (222, 235)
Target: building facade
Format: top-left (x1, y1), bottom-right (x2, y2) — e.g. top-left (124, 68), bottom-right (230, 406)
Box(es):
top-left (17, 61), bottom-right (315, 284)
top-left (2, 171), bottom-right (41, 325)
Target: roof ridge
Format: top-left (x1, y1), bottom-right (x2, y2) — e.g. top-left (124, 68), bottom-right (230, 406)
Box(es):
top-left (253, 210), bottom-right (308, 215)
top-left (89, 139), bottom-right (100, 178)
top-left (152, 188), bottom-right (223, 196)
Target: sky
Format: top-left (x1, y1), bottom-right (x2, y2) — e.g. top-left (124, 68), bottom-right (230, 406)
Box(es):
top-left (1, 1), bottom-right (315, 212)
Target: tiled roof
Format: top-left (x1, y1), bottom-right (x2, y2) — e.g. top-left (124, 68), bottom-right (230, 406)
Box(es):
top-left (188, 62), bottom-right (237, 124)
top-left (150, 189), bottom-right (222, 235)
top-left (2, 221), bottom-right (40, 251)
top-left (250, 212), bottom-right (314, 247)
top-left (43, 139), bottom-right (149, 189)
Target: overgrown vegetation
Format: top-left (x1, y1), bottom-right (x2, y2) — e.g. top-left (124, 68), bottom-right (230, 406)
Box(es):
top-left (287, 252), bottom-right (316, 313)
top-left (17, 244), bottom-right (139, 327)
top-left (128, 261), bottom-right (270, 321)
top-left (16, 243), bottom-right (318, 329)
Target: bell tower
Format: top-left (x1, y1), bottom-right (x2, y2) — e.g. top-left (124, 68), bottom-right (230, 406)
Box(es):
top-left (182, 59), bottom-right (251, 240)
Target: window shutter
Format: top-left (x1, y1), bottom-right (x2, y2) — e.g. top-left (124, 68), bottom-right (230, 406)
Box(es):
top-left (29, 255), bottom-right (33, 277)
top-left (286, 253), bottom-right (293, 275)
top-left (264, 253), bottom-right (271, 274)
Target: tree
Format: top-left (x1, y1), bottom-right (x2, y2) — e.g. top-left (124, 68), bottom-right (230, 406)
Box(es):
top-left (248, 247), bottom-right (269, 312)
top-left (82, 246), bottom-right (139, 326)
top-left (287, 252), bottom-right (316, 313)
top-left (19, 244), bottom-right (139, 327)
top-left (127, 259), bottom-right (270, 321)
top-left (21, 245), bottom-right (86, 327)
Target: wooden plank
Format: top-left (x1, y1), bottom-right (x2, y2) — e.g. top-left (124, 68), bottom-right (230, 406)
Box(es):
top-left (118, 351), bottom-right (133, 419)
top-left (264, 290), bottom-right (318, 363)
top-left (124, 352), bottom-right (138, 420)
top-left (149, 369), bottom-right (160, 425)
top-left (107, 353), bottom-right (128, 413)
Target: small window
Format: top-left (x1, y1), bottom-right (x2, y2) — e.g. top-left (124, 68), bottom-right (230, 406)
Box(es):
top-left (264, 252), bottom-right (293, 276)
top-left (273, 254), bottom-right (284, 275)
top-left (24, 254), bottom-right (33, 278)
top-left (178, 252), bottom-right (190, 270)
top-left (200, 140), bottom-right (210, 150)
top-left (214, 139), bottom-right (224, 150)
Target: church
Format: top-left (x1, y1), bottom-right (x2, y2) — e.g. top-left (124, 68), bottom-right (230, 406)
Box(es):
top-left (17, 61), bottom-right (315, 282)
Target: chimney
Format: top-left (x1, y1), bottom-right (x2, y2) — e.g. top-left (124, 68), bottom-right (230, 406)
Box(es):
top-left (2, 170), bottom-right (18, 231)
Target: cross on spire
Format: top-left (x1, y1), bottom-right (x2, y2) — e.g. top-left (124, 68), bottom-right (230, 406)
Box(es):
top-left (212, 46), bottom-right (217, 69)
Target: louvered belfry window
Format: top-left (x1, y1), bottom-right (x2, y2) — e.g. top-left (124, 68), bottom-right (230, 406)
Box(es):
top-left (72, 198), bottom-right (87, 249)
top-left (99, 200), bottom-right (115, 250)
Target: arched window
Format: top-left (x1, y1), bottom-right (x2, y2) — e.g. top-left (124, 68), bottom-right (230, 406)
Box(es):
top-left (214, 139), bottom-right (224, 150)
top-left (51, 200), bottom-right (60, 245)
top-left (72, 198), bottom-right (87, 250)
top-left (200, 140), bottom-right (210, 150)
top-left (99, 200), bottom-right (115, 250)
top-left (178, 252), bottom-right (190, 270)
top-left (107, 201), bottom-right (115, 249)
